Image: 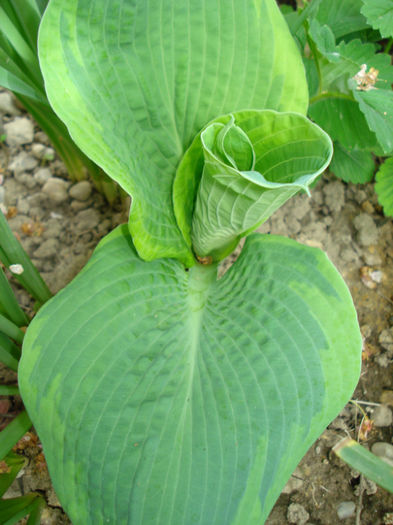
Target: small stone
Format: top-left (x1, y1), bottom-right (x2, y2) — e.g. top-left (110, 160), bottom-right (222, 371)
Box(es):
top-left (361, 200), bottom-right (375, 214)
top-left (70, 199), bottom-right (91, 211)
top-left (4, 117), bottom-right (34, 146)
top-left (8, 151), bottom-right (38, 175)
top-left (372, 405), bottom-right (393, 427)
top-left (0, 92), bottom-right (20, 116)
top-left (69, 180), bottom-right (92, 201)
top-left (16, 197), bottom-right (29, 215)
top-left (9, 264), bottom-right (24, 275)
top-left (380, 390), bottom-right (393, 408)
top-left (34, 167), bottom-right (52, 186)
top-left (371, 442), bottom-right (393, 466)
top-left (75, 208), bottom-right (100, 231)
top-left (42, 177), bottom-right (69, 204)
top-left (31, 143), bottom-right (46, 159)
top-left (33, 239), bottom-right (59, 259)
top-left (379, 328), bottom-right (393, 353)
top-left (287, 503), bottom-right (309, 525)
top-left (375, 354), bottom-right (391, 368)
top-left (353, 213), bottom-right (379, 246)
top-left (282, 468), bottom-right (304, 494)
top-left (337, 501), bottom-right (356, 519)
top-left (323, 180), bottom-right (345, 213)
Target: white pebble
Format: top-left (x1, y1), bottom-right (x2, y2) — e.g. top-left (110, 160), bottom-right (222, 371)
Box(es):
top-left (9, 264), bottom-right (24, 275)
top-left (337, 501), bottom-right (356, 519)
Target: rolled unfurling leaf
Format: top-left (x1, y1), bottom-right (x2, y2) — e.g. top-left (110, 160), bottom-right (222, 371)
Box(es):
top-left (175, 110), bottom-right (333, 262)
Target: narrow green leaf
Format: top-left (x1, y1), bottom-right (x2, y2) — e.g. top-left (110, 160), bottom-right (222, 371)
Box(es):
top-left (19, 225), bottom-right (361, 525)
top-left (375, 157), bottom-right (393, 216)
top-left (329, 142), bottom-right (375, 183)
top-left (0, 494), bottom-right (43, 525)
top-left (0, 332), bottom-right (21, 361)
top-left (0, 315), bottom-right (24, 346)
top-left (334, 438), bottom-right (393, 492)
top-left (0, 269), bottom-right (28, 327)
top-left (353, 88), bottom-right (393, 155)
top-left (0, 386), bottom-right (19, 396)
top-left (0, 452), bottom-right (26, 497)
top-left (175, 110), bottom-right (332, 261)
top-left (1, 0), bottom-right (41, 53)
top-left (26, 497), bottom-right (45, 525)
top-left (0, 6), bottom-right (41, 85)
top-left (361, 0), bottom-right (393, 38)
top-left (39, 0), bottom-right (309, 264)
top-left (0, 211), bottom-right (52, 305)
top-left (0, 66), bottom-right (46, 104)
top-left (0, 411), bottom-right (31, 460)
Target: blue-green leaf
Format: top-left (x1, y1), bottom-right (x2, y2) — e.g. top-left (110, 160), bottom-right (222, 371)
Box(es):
top-left (19, 226), bottom-right (361, 525)
top-left (39, 0), bottom-right (309, 264)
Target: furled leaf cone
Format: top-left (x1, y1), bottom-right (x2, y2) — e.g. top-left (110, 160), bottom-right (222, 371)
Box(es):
top-left (174, 110), bottom-right (333, 263)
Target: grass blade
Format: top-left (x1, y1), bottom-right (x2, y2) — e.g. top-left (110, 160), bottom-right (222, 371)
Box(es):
top-left (0, 211), bottom-right (52, 305)
top-left (0, 332), bottom-right (21, 362)
top-left (334, 437), bottom-right (393, 492)
top-left (0, 411), bottom-right (31, 460)
top-left (0, 452), bottom-right (26, 497)
top-left (0, 268), bottom-right (28, 327)
top-left (0, 385), bottom-right (19, 396)
top-left (0, 494), bottom-right (43, 525)
top-left (0, 315), bottom-right (24, 346)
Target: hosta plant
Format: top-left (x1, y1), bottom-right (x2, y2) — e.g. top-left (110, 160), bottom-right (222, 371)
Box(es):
top-left (282, 0), bottom-right (393, 216)
top-left (18, 1), bottom-right (362, 524)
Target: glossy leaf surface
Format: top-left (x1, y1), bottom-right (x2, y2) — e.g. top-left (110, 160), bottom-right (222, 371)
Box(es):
top-left (39, 0), bottom-right (308, 264)
top-left (19, 226), bottom-right (362, 525)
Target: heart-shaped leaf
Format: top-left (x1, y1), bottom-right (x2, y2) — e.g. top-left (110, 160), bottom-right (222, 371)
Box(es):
top-left (19, 226), bottom-right (361, 525)
top-left (38, 0), bottom-right (309, 264)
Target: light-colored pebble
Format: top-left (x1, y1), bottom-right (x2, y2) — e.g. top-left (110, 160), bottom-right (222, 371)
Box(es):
top-left (75, 208), bottom-right (100, 231)
top-left (4, 117), bottom-right (34, 146)
top-left (0, 92), bottom-right (20, 116)
top-left (379, 328), bottom-right (393, 353)
top-left (323, 180), bottom-right (345, 213)
top-left (372, 405), bottom-right (393, 427)
top-left (337, 501), bottom-right (356, 519)
top-left (287, 503), bottom-right (309, 525)
top-left (353, 213), bottom-right (379, 246)
top-left (33, 239), bottom-right (59, 259)
top-left (282, 468), bottom-right (304, 494)
top-left (69, 180), bottom-right (92, 202)
top-left (34, 167), bottom-right (52, 186)
top-left (42, 177), bottom-right (69, 204)
top-left (9, 151), bottom-right (38, 175)
top-left (371, 442), bottom-right (393, 467)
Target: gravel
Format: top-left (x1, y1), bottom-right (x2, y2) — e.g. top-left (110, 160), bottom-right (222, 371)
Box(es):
top-left (69, 180), bottom-right (92, 201)
top-left (42, 177), bottom-right (69, 204)
top-left (337, 501), bottom-right (356, 519)
top-left (4, 117), bottom-right (34, 146)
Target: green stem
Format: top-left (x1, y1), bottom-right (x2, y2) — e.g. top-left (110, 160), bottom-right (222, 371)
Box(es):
top-left (309, 91), bottom-right (354, 105)
top-left (384, 38), bottom-right (393, 54)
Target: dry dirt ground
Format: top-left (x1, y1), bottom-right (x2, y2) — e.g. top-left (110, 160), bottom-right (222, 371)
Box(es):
top-left (0, 91), bottom-right (392, 524)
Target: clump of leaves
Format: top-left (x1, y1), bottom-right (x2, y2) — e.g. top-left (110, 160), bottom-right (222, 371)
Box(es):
top-left (17, 1), bottom-right (362, 524)
top-left (281, 0), bottom-right (393, 216)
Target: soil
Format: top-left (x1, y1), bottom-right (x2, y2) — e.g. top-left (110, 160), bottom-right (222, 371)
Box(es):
top-left (0, 90), bottom-right (392, 525)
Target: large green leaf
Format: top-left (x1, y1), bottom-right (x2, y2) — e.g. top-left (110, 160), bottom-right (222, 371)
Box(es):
top-left (375, 157), bottom-right (393, 216)
top-left (309, 97), bottom-right (379, 151)
top-left (39, 0), bottom-right (309, 264)
top-left (19, 226), bottom-right (362, 525)
top-left (315, 0), bottom-right (370, 39)
top-left (174, 110), bottom-right (332, 261)
top-left (329, 142), bottom-right (375, 183)
top-left (361, 0), bottom-right (393, 38)
top-left (353, 88), bottom-right (393, 155)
